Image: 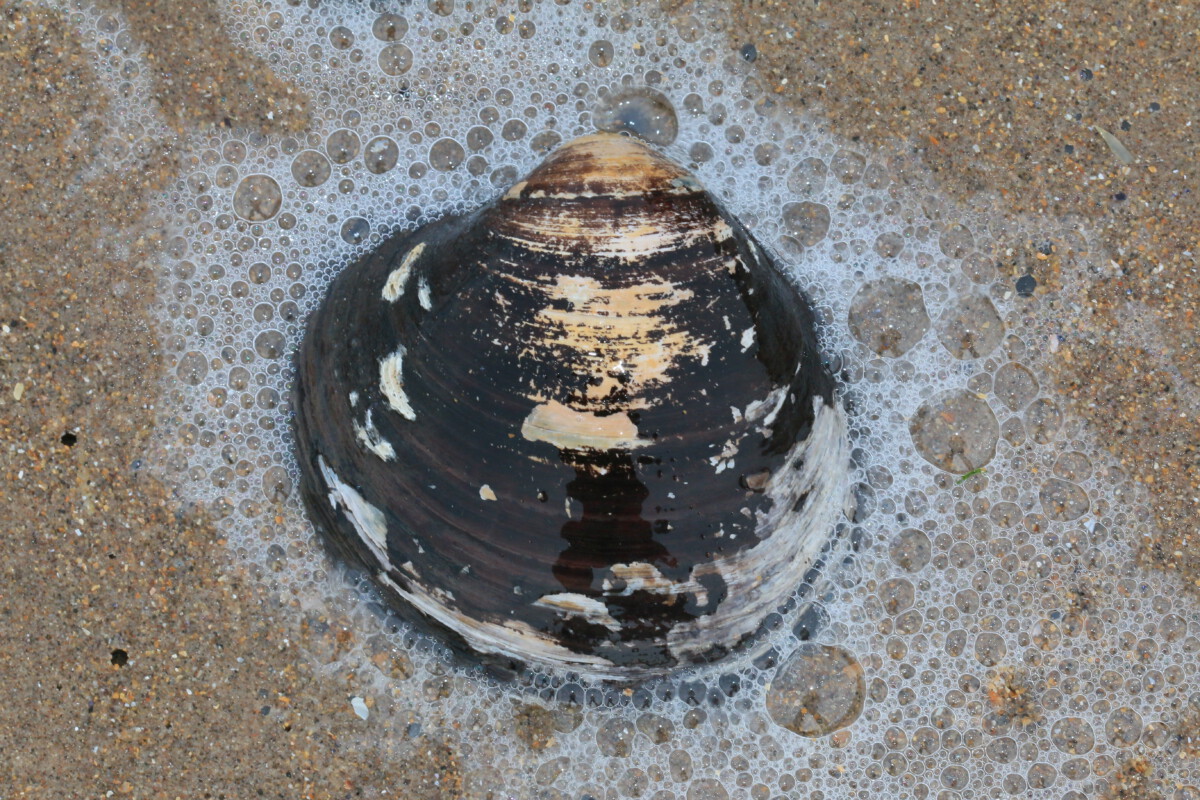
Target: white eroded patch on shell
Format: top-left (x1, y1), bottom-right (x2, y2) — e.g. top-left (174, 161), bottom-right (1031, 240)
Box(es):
top-left (521, 399), bottom-right (649, 451)
top-left (534, 592), bottom-right (622, 632)
top-left (744, 385), bottom-right (789, 428)
top-left (660, 397), bottom-right (847, 662)
top-left (711, 218), bottom-right (735, 244)
top-left (709, 434), bottom-right (744, 474)
top-left (375, 572), bottom-right (619, 674)
top-left (381, 242), bottom-right (426, 302)
top-left (513, 218), bottom-right (719, 262)
top-left (353, 408), bottom-right (396, 461)
top-left (417, 276), bottom-right (432, 310)
top-left (379, 347), bottom-right (417, 421)
top-left (318, 455), bottom-right (390, 568)
top-left (601, 561), bottom-right (709, 607)
top-left (740, 326), bottom-right (757, 352)
top-left (700, 429), bottom-right (739, 472)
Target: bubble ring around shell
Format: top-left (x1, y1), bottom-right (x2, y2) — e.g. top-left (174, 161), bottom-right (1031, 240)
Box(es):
top-left (294, 132), bottom-right (848, 681)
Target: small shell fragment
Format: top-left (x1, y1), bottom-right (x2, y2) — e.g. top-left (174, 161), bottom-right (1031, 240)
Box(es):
top-left (1095, 126), bottom-right (1134, 165)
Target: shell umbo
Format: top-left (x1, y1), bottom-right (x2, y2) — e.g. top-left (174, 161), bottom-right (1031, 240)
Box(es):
top-left (294, 133), bottom-right (846, 681)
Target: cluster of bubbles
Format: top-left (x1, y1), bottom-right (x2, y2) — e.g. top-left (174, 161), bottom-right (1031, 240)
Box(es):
top-left (55, 0), bottom-right (174, 225)
top-left (65, 0), bottom-right (1200, 797)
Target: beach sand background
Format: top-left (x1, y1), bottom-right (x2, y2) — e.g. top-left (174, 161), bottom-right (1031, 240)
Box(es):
top-left (0, 0), bottom-right (1195, 796)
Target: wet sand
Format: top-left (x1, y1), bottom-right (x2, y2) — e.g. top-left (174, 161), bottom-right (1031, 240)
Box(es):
top-left (720, 0), bottom-right (1199, 584)
top-left (0, 0), bottom-right (1196, 796)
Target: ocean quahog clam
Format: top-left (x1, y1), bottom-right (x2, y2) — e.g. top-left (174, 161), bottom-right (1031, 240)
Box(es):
top-left (294, 132), bottom-right (846, 681)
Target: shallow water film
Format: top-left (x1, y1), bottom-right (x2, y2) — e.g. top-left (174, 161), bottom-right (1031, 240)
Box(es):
top-left (54, 0), bottom-right (1200, 797)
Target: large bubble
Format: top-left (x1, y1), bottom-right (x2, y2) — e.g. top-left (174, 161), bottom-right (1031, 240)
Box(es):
top-left (593, 87), bottom-right (680, 146)
top-left (231, 174), bottom-right (281, 221)
top-left (848, 277), bottom-right (930, 357)
top-left (909, 390), bottom-right (999, 473)
top-left (765, 644), bottom-right (865, 737)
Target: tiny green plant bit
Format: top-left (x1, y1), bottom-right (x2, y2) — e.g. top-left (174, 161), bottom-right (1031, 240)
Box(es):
top-left (956, 467), bottom-right (986, 484)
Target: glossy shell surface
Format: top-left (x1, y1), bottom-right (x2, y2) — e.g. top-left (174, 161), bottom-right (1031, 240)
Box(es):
top-left (294, 133), bottom-right (845, 680)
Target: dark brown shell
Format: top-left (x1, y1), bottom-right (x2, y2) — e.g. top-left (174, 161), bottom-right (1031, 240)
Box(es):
top-left (294, 133), bottom-right (845, 680)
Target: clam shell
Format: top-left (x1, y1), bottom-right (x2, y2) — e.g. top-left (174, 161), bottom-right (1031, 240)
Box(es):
top-left (294, 133), bottom-right (845, 680)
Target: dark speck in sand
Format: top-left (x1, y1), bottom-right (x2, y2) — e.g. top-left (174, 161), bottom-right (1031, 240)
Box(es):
top-left (111, 648), bottom-right (129, 667)
top-left (741, 43), bottom-right (758, 62)
top-left (61, 431), bottom-right (77, 446)
top-left (1016, 275), bottom-right (1037, 297)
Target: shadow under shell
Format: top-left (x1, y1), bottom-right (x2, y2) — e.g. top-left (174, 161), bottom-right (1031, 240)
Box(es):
top-left (293, 133), bottom-right (846, 681)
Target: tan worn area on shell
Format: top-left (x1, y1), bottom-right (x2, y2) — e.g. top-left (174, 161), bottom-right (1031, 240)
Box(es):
top-left (497, 203), bottom-right (727, 261)
top-left (509, 132), bottom-right (693, 199)
top-left (497, 133), bottom-right (725, 453)
top-left (521, 399), bottom-right (649, 451)
top-left (498, 133), bottom-right (722, 261)
top-left (526, 274), bottom-right (708, 407)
